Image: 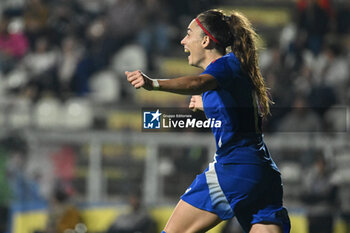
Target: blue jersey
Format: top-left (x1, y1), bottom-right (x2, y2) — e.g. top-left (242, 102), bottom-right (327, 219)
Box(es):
top-left (180, 52), bottom-right (290, 232)
top-left (201, 52), bottom-right (275, 167)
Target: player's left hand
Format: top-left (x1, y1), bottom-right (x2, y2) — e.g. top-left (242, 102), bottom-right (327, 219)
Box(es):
top-left (189, 95), bottom-right (204, 112)
top-left (125, 70), bottom-right (153, 90)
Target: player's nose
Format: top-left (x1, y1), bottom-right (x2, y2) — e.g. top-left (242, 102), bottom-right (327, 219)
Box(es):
top-left (180, 37), bottom-right (186, 45)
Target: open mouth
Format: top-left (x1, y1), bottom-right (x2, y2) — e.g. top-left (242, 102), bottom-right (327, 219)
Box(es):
top-left (184, 48), bottom-right (191, 57)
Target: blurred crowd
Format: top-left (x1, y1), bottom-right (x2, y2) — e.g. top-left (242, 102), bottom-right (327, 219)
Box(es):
top-left (0, 0), bottom-right (350, 233)
top-left (0, 0), bottom-right (221, 131)
top-left (260, 0), bottom-right (350, 132)
top-left (0, 0), bottom-right (348, 132)
top-left (0, 0), bottom-right (217, 102)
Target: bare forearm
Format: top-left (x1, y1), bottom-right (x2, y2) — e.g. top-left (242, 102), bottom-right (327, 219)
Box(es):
top-left (126, 70), bottom-right (217, 94)
top-left (157, 75), bottom-right (216, 95)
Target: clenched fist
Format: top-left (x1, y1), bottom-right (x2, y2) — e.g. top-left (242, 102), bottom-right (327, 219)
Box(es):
top-left (125, 70), bottom-right (153, 90)
top-left (189, 95), bottom-right (203, 112)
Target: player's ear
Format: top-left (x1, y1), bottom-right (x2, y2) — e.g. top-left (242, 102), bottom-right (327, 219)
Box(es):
top-left (202, 35), bottom-right (211, 48)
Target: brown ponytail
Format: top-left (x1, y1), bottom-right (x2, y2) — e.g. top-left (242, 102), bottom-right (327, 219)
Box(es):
top-left (197, 10), bottom-right (273, 118)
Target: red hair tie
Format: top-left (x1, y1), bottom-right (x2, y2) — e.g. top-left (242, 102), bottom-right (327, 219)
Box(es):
top-left (195, 18), bottom-right (219, 44)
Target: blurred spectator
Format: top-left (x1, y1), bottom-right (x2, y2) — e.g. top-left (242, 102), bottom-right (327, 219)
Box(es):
top-left (104, 0), bottom-right (143, 59)
top-left (21, 36), bottom-right (57, 76)
top-left (0, 15), bottom-right (28, 74)
top-left (106, 193), bottom-right (157, 233)
top-left (56, 36), bottom-right (83, 97)
top-left (46, 0), bottom-right (86, 46)
top-left (76, 0), bottom-right (107, 16)
top-left (137, 0), bottom-right (171, 71)
top-left (301, 154), bottom-right (337, 233)
top-left (277, 96), bottom-right (322, 132)
top-left (311, 42), bottom-right (349, 104)
top-left (20, 36), bottom-right (58, 100)
top-left (46, 186), bottom-right (83, 233)
top-left (296, 0), bottom-right (332, 55)
top-left (0, 133), bottom-right (45, 208)
top-left (284, 29), bottom-right (307, 71)
top-left (335, 1), bottom-right (350, 35)
top-left (0, 138), bottom-right (13, 233)
top-left (307, 84), bottom-right (337, 117)
top-left (323, 105), bottom-right (347, 132)
top-left (338, 173), bottom-right (350, 233)
top-left (23, 0), bottom-right (49, 49)
top-left (70, 18), bottom-right (107, 96)
top-left (0, 0), bottom-right (25, 18)
top-left (331, 147), bottom-right (350, 233)
top-left (261, 45), bottom-right (294, 106)
top-left (260, 45), bottom-right (296, 132)
top-left (166, 0), bottom-right (218, 29)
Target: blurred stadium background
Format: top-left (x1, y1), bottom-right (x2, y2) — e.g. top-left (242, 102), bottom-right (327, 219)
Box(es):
top-left (0, 0), bottom-right (349, 233)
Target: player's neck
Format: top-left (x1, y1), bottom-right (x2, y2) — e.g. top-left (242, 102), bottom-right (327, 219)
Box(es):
top-left (201, 50), bottom-right (224, 69)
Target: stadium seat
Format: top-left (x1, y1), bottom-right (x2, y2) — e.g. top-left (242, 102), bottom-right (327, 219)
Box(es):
top-left (5, 69), bottom-right (28, 90)
top-left (324, 106), bottom-right (348, 132)
top-left (33, 98), bottom-right (62, 129)
top-left (8, 97), bottom-right (31, 128)
top-left (110, 44), bottom-right (147, 74)
top-left (89, 70), bottom-right (120, 103)
top-left (8, 17), bottom-right (25, 34)
top-left (61, 98), bottom-right (93, 129)
top-left (279, 162), bottom-right (302, 182)
top-left (0, 96), bottom-right (6, 127)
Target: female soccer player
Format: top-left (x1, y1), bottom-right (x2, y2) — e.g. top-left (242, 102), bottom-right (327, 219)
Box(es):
top-left (126, 9), bottom-right (291, 233)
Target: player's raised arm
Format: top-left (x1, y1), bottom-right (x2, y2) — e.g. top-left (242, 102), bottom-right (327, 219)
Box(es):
top-left (125, 70), bottom-right (218, 95)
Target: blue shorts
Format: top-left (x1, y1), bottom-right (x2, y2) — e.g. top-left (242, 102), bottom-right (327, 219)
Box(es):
top-left (181, 157), bottom-right (291, 233)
